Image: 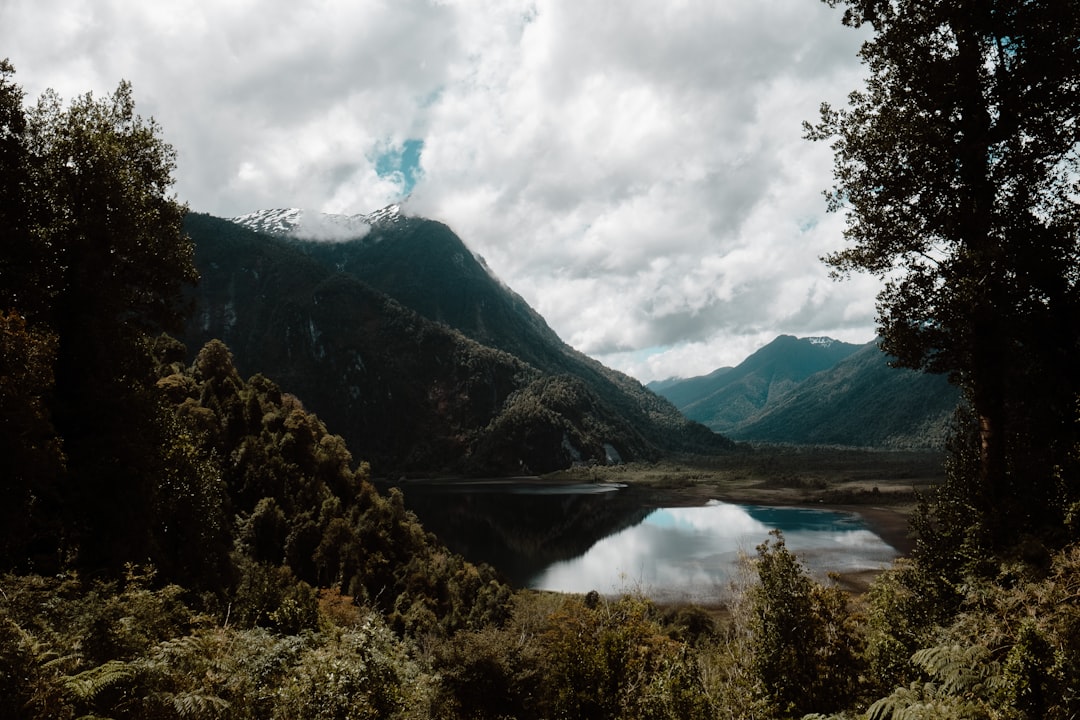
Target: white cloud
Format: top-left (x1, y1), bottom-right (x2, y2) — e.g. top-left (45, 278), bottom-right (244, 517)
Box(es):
top-left (1, 0), bottom-right (877, 382)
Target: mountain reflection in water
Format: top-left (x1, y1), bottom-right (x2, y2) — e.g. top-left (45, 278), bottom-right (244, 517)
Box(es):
top-left (390, 480), bottom-right (897, 603)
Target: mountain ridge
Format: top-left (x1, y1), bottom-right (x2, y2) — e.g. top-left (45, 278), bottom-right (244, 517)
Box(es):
top-left (727, 340), bottom-right (960, 448)
top-left (181, 211), bottom-right (731, 476)
top-left (229, 204), bottom-right (406, 239)
top-left (650, 334), bottom-right (864, 432)
top-left (650, 335), bottom-right (961, 448)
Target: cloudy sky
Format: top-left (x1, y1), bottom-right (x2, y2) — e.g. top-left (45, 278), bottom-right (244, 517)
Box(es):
top-left (2, 0), bottom-right (880, 382)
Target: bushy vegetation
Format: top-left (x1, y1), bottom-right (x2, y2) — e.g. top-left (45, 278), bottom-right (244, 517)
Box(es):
top-left (4, 505), bottom-right (1079, 718)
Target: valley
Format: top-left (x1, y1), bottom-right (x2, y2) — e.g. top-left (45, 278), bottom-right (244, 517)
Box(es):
top-left (5, 23), bottom-right (1078, 716)
top-left (179, 206), bottom-right (959, 607)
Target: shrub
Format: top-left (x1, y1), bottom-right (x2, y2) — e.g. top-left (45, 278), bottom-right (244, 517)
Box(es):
top-left (745, 531), bottom-right (863, 717)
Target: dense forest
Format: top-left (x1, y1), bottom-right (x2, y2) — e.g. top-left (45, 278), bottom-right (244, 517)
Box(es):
top-left (3, 0), bottom-right (1080, 715)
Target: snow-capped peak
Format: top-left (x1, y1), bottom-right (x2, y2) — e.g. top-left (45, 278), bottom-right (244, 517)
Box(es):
top-left (230, 208), bottom-right (304, 236)
top-left (229, 204), bottom-right (404, 241)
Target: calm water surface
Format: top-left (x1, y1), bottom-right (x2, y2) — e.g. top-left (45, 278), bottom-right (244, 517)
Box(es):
top-left (392, 480), bottom-right (898, 603)
top-left (531, 501), bottom-right (897, 602)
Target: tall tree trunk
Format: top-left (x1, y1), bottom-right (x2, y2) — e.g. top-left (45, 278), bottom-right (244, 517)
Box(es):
top-left (955, 13), bottom-right (1012, 547)
top-left (971, 331), bottom-right (1009, 543)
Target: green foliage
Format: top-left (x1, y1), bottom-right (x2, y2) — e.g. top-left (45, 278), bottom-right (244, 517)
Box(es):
top-left (862, 559), bottom-right (953, 694)
top-left (0, 62), bottom-right (200, 572)
top-left (424, 591), bottom-right (713, 720)
top-left (62, 659), bottom-right (138, 710)
top-left (147, 337), bottom-right (515, 638)
top-left (0, 570), bottom-right (440, 720)
top-left (270, 616), bottom-right (428, 720)
top-left (534, 594), bottom-right (712, 720)
top-left (429, 625), bottom-right (537, 720)
top-left (866, 644), bottom-right (1006, 720)
top-left (745, 531), bottom-right (863, 717)
top-left (152, 407), bottom-right (231, 591)
top-left (472, 374), bottom-right (650, 473)
top-left (1002, 619), bottom-right (1053, 718)
top-left (861, 541), bottom-right (1080, 720)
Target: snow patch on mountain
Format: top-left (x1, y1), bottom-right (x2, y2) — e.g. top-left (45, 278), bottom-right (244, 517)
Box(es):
top-left (230, 203), bottom-right (510, 294)
top-left (230, 204), bottom-right (405, 241)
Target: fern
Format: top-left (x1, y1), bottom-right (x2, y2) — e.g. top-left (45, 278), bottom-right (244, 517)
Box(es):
top-left (62, 660), bottom-right (136, 703)
top-left (911, 644), bottom-right (1001, 696)
top-left (865, 643), bottom-right (1005, 720)
top-left (161, 690), bottom-right (231, 719)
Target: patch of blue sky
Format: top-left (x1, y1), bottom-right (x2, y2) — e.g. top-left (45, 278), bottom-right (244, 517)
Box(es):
top-left (374, 138), bottom-right (425, 197)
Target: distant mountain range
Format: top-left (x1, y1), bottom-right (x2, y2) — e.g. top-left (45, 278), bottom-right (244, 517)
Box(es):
top-left (180, 207), bottom-right (730, 476)
top-left (649, 335), bottom-right (961, 448)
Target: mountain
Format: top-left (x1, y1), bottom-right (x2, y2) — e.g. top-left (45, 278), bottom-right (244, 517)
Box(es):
top-left (651, 336), bottom-right (961, 448)
top-left (242, 205), bottom-right (570, 368)
top-left (646, 366), bottom-right (733, 410)
top-left (725, 341), bottom-right (960, 448)
top-left (649, 335), bottom-right (863, 432)
top-left (180, 209), bottom-right (730, 475)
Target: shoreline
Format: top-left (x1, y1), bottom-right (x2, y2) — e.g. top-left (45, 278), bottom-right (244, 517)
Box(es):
top-left (613, 480), bottom-right (918, 600)
top-left (621, 482), bottom-right (916, 554)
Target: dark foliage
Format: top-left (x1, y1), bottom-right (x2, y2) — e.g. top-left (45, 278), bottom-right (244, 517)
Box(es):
top-left (0, 63), bottom-right (198, 572)
top-left (809, 0), bottom-right (1080, 551)
top-left (154, 337), bottom-right (514, 635)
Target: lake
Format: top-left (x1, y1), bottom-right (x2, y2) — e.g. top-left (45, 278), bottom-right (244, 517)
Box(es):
top-left (388, 479), bottom-right (899, 603)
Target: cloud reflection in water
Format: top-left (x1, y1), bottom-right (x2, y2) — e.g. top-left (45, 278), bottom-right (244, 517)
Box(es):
top-left (529, 501), bottom-right (897, 602)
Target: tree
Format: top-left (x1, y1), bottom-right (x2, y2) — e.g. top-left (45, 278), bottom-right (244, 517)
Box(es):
top-left (807, 1), bottom-right (1080, 550)
top-left (0, 62), bottom-right (199, 569)
top-left (745, 531), bottom-right (862, 716)
top-left (0, 311), bottom-right (65, 570)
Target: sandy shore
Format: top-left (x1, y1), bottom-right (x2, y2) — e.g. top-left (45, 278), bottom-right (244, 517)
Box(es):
top-left (552, 449), bottom-right (940, 556)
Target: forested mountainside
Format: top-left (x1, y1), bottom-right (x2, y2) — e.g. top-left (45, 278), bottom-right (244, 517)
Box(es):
top-left (726, 341), bottom-right (961, 448)
top-left (652, 336), bottom-right (959, 448)
top-left (650, 335), bottom-right (863, 432)
top-left (181, 212), bottom-right (730, 475)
